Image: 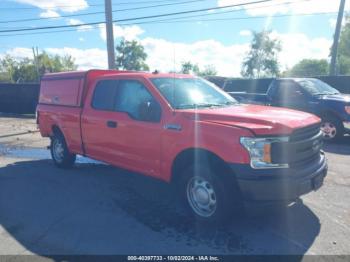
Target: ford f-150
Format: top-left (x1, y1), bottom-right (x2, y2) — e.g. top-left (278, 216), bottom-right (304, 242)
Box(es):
top-left (37, 70), bottom-right (328, 223)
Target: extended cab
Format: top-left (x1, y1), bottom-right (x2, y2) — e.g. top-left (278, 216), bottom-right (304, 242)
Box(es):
top-left (229, 78), bottom-right (350, 141)
top-left (37, 70), bottom-right (328, 223)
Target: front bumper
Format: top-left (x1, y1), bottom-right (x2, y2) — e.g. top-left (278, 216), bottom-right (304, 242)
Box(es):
top-left (229, 152), bottom-right (327, 202)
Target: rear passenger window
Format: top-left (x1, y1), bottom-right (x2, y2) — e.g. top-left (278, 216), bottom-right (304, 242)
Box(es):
top-left (92, 80), bottom-right (118, 111)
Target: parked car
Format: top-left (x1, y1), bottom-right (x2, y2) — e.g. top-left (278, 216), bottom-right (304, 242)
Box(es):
top-left (37, 70), bottom-right (327, 224)
top-left (228, 78), bottom-right (350, 141)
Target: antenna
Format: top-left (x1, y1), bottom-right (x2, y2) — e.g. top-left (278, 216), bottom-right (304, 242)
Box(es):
top-left (172, 43), bottom-right (176, 113)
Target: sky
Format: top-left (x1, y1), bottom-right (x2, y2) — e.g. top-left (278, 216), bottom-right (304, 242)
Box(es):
top-left (0, 0), bottom-right (349, 77)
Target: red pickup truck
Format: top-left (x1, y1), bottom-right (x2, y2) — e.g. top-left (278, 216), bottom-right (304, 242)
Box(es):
top-left (37, 70), bottom-right (327, 223)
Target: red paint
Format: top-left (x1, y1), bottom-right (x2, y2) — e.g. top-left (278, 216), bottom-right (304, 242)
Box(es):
top-left (37, 70), bottom-right (321, 182)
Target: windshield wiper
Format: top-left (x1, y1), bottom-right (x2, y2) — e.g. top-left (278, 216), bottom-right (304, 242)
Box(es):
top-left (176, 103), bottom-right (224, 109)
top-left (314, 92), bottom-right (339, 96)
top-left (224, 101), bottom-right (238, 105)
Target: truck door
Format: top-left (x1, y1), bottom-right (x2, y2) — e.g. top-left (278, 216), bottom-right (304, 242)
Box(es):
top-left (270, 80), bottom-right (310, 111)
top-left (81, 79), bottom-right (120, 164)
top-left (82, 78), bottom-right (162, 178)
top-left (111, 79), bottom-right (163, 177)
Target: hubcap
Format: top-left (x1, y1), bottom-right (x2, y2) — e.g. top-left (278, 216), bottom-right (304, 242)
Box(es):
top-left (186, 177), bottom-right (217, 218)
top-left (321, 122), bottom-right (337, 140)
top-left (53, 139), bottom-right (64, 162)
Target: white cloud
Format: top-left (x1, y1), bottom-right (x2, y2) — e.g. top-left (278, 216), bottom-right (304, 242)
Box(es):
top-left (270, 31), bottom-right (332, 70)
top-left (239, 30), bottom-right (252, 37)
top-left (12, 0), bottom-right (88, 12)
top-left (2, 47), bottom-right (106, 71)
top-left (39, 9), bottom-right (60, 18)
top-left (217, 0), bottom-right (350, 16)
top-left (67, 18), bottom-right (93, 32)
top-left (99, 24), bottom-right (145, 41)
top-left (67, 18), bottom-right (81, 25)
top-left (141, 32), bottom-right (332, 76)
top-left (141, 38), bottom-right (249, 76)
top-left (329, 17), bottom-right (347, 29)
top-left (79, 37), bottom-right (85, 42)
top-left (1, 32), bottom-right (332, 77)
top-left (6, 47), bottom-right (34, 60)
top-left (46, 48), bottom-right (107, 70)
top-left (329, 18), bottom-right (337, 28)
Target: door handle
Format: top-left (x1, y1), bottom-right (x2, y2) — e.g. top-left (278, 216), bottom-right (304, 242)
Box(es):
top-left (106, 120), bottom-right (117, 128)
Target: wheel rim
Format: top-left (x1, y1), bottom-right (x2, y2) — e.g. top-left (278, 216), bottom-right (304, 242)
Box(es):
top-left (53, 139), bottom-right (64, 162)
top-left (321, 122), bottom-right (337, 140)
top-left (186, 176), bottom-right (217, 218)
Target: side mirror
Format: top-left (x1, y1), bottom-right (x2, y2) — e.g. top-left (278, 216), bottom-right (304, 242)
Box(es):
top-left (285, 90), bottom-right (303, 100)
top-left (293, 90), bottom-right (304, 97)
top-left (138, 100), bottom-right (161, 122)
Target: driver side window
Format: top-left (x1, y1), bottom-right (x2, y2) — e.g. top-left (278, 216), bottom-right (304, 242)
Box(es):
top-left (114, 80), bottom-right (160, 122)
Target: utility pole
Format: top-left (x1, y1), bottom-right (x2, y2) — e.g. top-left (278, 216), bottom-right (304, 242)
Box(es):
top-left (105, 0), bottom-right (116, 69)
top-left (32, 46), bottom-right (40, 82)
top-left (330, 0), bottom-right (346, 75)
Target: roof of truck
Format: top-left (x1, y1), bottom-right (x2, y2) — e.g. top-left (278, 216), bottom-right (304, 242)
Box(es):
top-left (41, 69), bottom-right (194, 81)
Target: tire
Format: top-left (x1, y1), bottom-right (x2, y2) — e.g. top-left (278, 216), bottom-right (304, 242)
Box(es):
top-left (321, 116), bottom-right (344, 142)
top-left (178, 163), bottom-right (242, 225)
top-left (50, 132), bottom-right (76, 169)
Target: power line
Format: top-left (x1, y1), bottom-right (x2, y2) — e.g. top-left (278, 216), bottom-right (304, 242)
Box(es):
top-left (127, 0), bottom-right (312, 24)
top-left (0, 0), bottom-right (310, 30)
top-left (0, 0), bottom-right (188, 10)
top-left (0, 0), bottom-right (210, 24)
top-left (0, 0), bottom-right (274, 32)
top-left (0, 11), bottom-right (337, 38)
top-left (138, 11), bottom-right (337, 24)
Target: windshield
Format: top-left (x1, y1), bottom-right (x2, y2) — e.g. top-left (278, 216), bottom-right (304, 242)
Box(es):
top-left (297, 79), bottom-right (340, 95)
top-left (151, 77), bottom-right (237, 109)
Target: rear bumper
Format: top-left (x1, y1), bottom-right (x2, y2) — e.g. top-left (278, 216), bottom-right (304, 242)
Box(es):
top-left (229, 152), bottom-right (327, 202)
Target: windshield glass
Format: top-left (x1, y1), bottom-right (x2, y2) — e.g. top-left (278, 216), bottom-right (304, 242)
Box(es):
top-left (297, 79), bottom-right (340, 95)
top-left (151, 77), bottom-right (237, 109)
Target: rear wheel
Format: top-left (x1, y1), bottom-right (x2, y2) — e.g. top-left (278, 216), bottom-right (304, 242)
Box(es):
top-left (50, 132), bottom-right (76, 168)
top-left (179, 164), bottom-right (242, 225)
top-left (321, 116), bottom-right (344, 141)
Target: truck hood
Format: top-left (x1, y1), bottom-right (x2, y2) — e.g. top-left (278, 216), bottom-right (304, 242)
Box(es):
top-left (180, 104), bottom-right (320, 136)
top-left (318, 93), bottom-right (350, 103)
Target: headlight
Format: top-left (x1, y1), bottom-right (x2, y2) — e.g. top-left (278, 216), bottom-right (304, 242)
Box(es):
top-left (240, 137), bottom-right (289, 169)
top-left (345, 106), bottom-right (350, 114)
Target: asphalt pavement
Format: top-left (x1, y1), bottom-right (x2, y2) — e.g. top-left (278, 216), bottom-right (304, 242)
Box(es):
top-left (0, 115), bottom-right (349, 257)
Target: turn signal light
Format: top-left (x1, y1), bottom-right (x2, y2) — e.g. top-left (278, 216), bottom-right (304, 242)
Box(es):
top-left (263, 144), bottom-right (272, 163)
top-left (345, 106), bottom-right (350, 115)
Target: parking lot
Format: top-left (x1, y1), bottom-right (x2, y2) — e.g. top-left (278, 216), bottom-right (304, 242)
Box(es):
top-left (0, 114), bottom-right (349, 256)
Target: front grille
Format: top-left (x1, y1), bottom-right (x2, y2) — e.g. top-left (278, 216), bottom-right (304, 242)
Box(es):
top-left (271, 123), bottom-right (322, 166)
top-left (290, 123), bottom-right (321, 142)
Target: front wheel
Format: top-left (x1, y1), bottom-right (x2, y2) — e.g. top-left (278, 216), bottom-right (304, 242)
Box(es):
top-left (321, 116), bottom-right (344, 142)
top-left (50, 133), bottom-right (76, 168)
top-left (179, 165), bottom-right (242, 225)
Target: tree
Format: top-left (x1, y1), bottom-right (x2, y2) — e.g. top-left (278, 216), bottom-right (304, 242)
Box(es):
top-left (284, 59), bottom-right (329, 77)
top-left (36, 52), bottom-right (76, 76)
top-left (180, 61), bottom-right (217, 76)
top-left (115, 39), bottom-right (149, 71)
top-left (337, 15), bottom-right (350, 75)
top-left (180, 61), bottom-right (200, 74)
top-left (197, 65), bottom-right (218, 77)
top-left (241, 31), bottom-right (282, 78)
top-left (0, 51), bottom-right (77, 83)
top-left (0, 55), bottom-right (17, 82)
